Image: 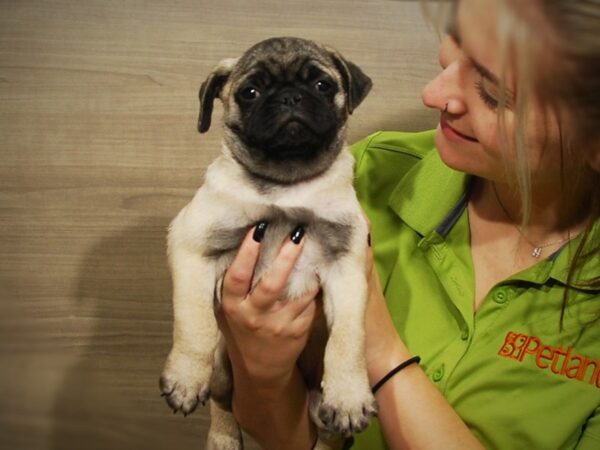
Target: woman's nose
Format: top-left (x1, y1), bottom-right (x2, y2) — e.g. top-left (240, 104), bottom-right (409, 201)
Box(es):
top-left (421, 36), bottom-right (467, 114)
top-left (421, 72), bottom-right (447, 111)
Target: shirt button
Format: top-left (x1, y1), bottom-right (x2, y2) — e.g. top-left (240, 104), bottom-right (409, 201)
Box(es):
top-left (432, 365), bottom-right (445, 382)
top-left (493, 289), bottom-right (507, 304)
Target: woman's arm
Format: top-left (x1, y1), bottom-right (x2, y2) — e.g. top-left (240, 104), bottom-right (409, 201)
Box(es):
top-left (229, 363), bottom-right (315, 450)
top-left (364, 255), bottom-right (484, 450)
top-left (216, 226), bottom-right (318, 450)
top-left (217, 223), bottom-right (484, 450)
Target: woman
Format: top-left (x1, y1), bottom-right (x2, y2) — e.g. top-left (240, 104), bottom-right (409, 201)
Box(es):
top-left (217, 0), bottom-right (600, 448)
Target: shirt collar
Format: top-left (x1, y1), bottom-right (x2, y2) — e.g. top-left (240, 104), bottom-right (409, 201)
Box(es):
top-left (388, 147), bottom-right (599, 292)
top-left (388, 148), bottom-right (471, 237)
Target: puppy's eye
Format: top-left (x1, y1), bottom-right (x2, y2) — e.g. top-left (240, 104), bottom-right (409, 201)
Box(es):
top-left (315, 80), bottom-right (332, 93)
top-left (239, 86), bottom-right (260, 101)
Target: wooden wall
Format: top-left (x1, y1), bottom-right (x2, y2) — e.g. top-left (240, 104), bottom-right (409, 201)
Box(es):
top-left (0, 1), bottom-right (441, 448)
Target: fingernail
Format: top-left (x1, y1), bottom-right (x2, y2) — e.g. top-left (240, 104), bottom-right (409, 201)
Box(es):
top-left (253, 221), bottom-right (268, 242)
top-left (290, 225), bottom-right (305, 244)
top-left (367, 233), bottom-right (371, 247)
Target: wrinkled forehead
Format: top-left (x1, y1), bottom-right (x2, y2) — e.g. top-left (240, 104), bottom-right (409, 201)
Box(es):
top-left (232, 38), bottom-right (339, 85)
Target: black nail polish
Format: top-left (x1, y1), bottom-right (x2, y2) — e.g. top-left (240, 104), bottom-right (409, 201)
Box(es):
top-left (290, 225), bottom-right (305, 244)
top-left (253, 221), bottom-right (268, 242)
top-left (367, 233), bottom-right (372, 247)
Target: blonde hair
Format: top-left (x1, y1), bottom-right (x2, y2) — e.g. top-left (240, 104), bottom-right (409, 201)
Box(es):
top-left (496, 0), bottom-right (600, 222)
top-left (496, 0), bottom-right (600, 324)
top-left (424, 0), bottom-right (600, 323)
top-left (496, 0), bottom-right (532, 223)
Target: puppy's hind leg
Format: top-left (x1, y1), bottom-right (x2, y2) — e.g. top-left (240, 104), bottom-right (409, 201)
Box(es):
top-left (206, 338), bottom-right (243, 450)
top-left (206, 400), bottom-right (243, 450)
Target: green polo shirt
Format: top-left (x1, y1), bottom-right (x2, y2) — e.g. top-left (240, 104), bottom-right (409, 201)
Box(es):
top-left (348, 131), bottom-right (600, 450)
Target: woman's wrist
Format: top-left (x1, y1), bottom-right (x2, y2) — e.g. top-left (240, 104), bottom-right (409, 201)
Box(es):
top-left (226, 342), bottom-right (297, 389)
top-left (371, 355), bottom-right (421, 394)
top-left (232, 365), bottom-right (316, 450)
top-left (367, 334), bottom-right (413, 387)
top-left (231, 359), bottom-right (296, 396)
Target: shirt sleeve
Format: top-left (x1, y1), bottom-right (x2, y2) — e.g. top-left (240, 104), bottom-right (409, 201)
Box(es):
top-left (576, 406), bottom-right (600, 449)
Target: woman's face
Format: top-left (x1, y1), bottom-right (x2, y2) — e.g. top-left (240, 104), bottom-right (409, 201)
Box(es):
top-left (421, 0), bottom-right (566, 184)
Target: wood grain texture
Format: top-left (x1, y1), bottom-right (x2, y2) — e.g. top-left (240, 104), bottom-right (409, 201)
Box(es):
top-left (0, 1), bottom-right (441, 448)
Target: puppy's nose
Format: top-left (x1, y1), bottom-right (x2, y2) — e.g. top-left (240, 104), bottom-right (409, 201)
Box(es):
top-left (279, 91), bottom-right (303, 106)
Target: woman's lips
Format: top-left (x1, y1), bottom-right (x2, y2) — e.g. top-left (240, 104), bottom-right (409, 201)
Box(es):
top-left (440, 116), bottom-right (478, 142)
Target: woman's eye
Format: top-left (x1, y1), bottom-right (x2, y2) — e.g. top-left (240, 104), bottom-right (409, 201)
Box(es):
top-left (240, 86), bottom-right (260, 101)
top-left (315, 80), bottom-right (332, 92)
top-left (475, 78), bottom-right (499, 110)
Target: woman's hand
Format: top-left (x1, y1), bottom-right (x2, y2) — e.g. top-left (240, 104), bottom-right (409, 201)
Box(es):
top-left (215, 224), bottom-right (320, 449)
top-left (216, 224), bottom-right (320, 384)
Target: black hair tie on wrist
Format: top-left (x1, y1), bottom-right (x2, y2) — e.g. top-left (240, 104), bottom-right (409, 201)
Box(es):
top-left (371, 356), bottom-right (421, 394)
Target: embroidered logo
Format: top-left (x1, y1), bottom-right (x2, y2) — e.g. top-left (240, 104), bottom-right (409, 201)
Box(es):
top-left (498, 331), bottom-right (600, 388)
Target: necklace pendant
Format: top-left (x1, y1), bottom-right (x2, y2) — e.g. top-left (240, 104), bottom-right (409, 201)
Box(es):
top-left (532, 247), bottom-right (542, 258)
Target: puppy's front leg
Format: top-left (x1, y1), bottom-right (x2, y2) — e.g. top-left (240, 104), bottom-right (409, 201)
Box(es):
top-left (316, 257), bottom-right (378, 436)
top-left (160, 240), bottom-right (218, 416)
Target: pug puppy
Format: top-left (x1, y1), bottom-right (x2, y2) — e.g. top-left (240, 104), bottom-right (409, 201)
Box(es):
top-left (160, 37), bottom-right (377, 449)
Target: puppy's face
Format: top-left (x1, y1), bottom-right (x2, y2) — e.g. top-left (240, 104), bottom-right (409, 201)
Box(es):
top-left (198, 37), bottom-right (372, 184)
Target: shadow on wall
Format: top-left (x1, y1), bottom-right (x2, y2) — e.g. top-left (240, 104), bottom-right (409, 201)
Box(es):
top-left (46, 104), bottom-right (436, 448)
top-left (50, 218), bottom-right (211, 450)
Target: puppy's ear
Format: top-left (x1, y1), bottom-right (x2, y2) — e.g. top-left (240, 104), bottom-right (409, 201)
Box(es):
top-left (198, 58), bottom-right (238, 133)
top-left (327, 49), bottom-right (372, 114)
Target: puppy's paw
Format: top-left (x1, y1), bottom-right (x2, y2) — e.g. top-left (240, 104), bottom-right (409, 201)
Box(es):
top-left (159, 350), bottom-right (212, 416)
top-left (314, 385), bottom-right (378, 437)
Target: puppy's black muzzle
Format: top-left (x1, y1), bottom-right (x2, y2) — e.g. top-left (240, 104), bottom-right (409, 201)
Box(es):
top-left (277, 88), bottom-right (303, 107)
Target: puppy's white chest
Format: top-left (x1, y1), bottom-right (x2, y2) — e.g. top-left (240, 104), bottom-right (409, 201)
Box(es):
top-left (186, 148), bottom-right (361, 298)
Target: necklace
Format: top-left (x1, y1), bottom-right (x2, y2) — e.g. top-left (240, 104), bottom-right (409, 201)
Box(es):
top-left (491, 183), bottom-right (572, 258)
